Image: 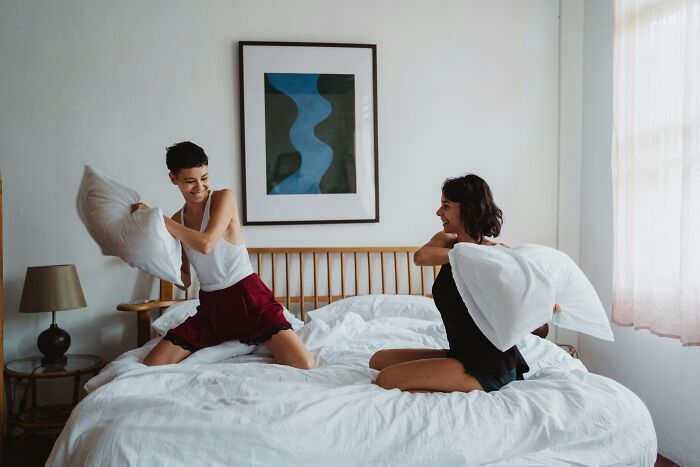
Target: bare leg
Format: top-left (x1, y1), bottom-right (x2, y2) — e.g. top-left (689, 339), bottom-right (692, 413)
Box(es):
top-left (264, 329), bottom-right (315, 369)
top-left (374, 358), bottom-right (483, 393)
top-left (143, 339), bottom-right (192, 366)
top-left (369, 348), bottom-right (447, 370)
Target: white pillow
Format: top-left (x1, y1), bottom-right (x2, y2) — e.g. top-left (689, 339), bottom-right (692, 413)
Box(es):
top-left (151, 299), bottom-right (304, 336)
top-left (449, 243), bottom-right (614, 352)
top-left (77, 165), bottom-right (183, 285)
top-left (307, 294), bottom-right (441, 324)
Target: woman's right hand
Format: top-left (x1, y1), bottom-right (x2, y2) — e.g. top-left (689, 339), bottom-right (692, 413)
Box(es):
top-left (553, 304), bottom-right (561, 314)
top-left (130, 202), bottom-right (149, 214)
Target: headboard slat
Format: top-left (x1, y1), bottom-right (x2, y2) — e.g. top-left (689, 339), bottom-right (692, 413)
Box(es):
top-left (271, 253), bottom-right (276, 297)
top-left (326, 252), bottom-right (331, 304)
top-left (299, 252), bottom-right (305, 321)
top-left (394, 252), bottom-right (399, 294)
top-left (340, 253), bottom-right (345, 299)
top-left (312, 252), bottom-right (318, 310)
top-left (367, 252), bottom-right (372, 294)
top-left (406, 251), bottom-right (412, 295)
top-left (353, 252), bottom-right (359, 296)
top-left (380, 252), bottom-right (386, 294)
top-left (285, 253), bottom-right (291, 310)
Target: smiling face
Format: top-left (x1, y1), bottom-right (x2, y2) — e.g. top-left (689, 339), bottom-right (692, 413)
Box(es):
top-left (169, 165), bottom-right (210, 204)
top-left (436, 195), bottom-right (465, 236)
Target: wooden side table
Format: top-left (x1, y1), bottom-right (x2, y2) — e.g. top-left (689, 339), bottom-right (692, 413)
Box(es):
top-left (3, 354), bottom-right (104, 442)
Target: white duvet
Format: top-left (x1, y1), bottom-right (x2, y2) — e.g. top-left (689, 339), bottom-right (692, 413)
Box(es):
top-left (48, 312), bottom-right (656, 467)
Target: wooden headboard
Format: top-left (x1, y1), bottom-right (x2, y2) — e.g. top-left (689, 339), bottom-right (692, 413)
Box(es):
top-left (120, 246), bottom-right (440, 346)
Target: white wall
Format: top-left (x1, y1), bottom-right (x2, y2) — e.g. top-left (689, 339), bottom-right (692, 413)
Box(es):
top-left (555, 0), bottom-right (584, 347)
top-left (0, 0), bottom-right (560, 382)
top-left (578, 1), bottom-right (700, 465)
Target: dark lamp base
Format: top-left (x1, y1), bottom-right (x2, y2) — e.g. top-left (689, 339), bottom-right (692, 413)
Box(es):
top-left (41, 354), bottom-right (68, 366)
top-left (37, 323), bottom-right (71, 365)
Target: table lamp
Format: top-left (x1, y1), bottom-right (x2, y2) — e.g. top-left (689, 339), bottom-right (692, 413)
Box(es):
top-left (19, 264), bottom-right (87, 364)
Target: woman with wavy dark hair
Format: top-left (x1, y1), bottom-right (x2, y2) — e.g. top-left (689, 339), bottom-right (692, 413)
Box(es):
top-left (370, 174), bottom-right (555, 393)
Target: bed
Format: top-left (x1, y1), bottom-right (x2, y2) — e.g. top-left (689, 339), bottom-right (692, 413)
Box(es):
top-left (46, 247), bottom-right (657, 466)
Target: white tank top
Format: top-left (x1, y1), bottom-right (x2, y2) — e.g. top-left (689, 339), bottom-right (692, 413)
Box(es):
top-left (181, 191), bottom-right (254, 292)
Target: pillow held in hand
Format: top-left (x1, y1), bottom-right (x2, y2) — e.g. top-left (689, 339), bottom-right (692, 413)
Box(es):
top-left (77, 165), bottom-right (182, 285)
top-left (449, 243), bottom-right (613, 352)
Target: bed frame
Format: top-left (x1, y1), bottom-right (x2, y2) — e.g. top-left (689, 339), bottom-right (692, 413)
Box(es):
top-left (119, 247), bottom-right (441, 347)
top-left (119, 245), bottom-right (551, 347)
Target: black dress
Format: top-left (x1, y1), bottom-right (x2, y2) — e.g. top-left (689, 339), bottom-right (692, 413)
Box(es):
top-left (432, 263), bottom-right (529, 379)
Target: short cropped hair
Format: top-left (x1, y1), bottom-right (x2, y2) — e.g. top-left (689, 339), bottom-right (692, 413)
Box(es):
top-left (165, 141), bottom-right (208, 173)
top-left (442, 174), bottom-right (503, 243)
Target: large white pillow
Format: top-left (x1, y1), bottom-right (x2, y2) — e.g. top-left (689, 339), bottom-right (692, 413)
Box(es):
top-left (307, 294), bottom-right (441, 324)
top-left (77, 165), bottom-right (183, 285)
top-left (449, 243), bottom-right (614, 352)
top-left (152, 299), bottom-right (304, 336)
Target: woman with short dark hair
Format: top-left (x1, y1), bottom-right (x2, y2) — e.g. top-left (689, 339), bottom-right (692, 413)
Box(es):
top-left (132, 142), bottom-right (315, 370)
top-left (370, 174), bottom-right (554, 393)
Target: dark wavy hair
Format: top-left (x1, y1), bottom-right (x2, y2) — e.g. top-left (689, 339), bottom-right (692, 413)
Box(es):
top-left (166, 141), bottom-right (208, 173)
top-left (442, 174), bottom-right (503, 243)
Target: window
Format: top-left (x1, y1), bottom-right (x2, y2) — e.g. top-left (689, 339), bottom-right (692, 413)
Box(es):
top-left (611, 0), bottom-right (700, 345)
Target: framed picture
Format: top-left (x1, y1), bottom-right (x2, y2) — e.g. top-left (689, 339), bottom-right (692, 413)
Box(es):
top-left (239, 41), bottom-right (379, 225)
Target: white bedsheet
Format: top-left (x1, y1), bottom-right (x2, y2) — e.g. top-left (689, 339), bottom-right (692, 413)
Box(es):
top-left (47, 313), bottom-right (656, 466)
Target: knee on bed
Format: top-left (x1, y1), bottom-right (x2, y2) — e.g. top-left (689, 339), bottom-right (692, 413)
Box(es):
top-left (142, 354), bottom-right (177, 366)
top-left (142, 357), bottom-right (164, 366)
top-left (142, 346), bottom-right (191, 366)
top-left (374, 369), bottom-right (398, 390)
top-left (296, 354), bottom-right (316, 370)
top-left (280, 353), bottom-right (316, 370)
top-left (369, 350), bottom-right (388, 370)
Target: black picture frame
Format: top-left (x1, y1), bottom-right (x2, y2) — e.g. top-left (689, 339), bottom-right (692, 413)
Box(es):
top-left (239, 41), bottom-right (379, 225)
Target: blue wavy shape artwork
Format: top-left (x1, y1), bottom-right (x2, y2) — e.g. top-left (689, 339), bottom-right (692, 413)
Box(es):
top-left (264, 72), bottom-right (356, 195)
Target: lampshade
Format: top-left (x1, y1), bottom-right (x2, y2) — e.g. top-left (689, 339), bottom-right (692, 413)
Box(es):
top-left (19, 264), bottom-right (87, 313)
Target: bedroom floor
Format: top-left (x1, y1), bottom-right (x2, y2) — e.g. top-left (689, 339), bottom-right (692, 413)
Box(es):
top-left (5, 433), bottom-right (56, 467)
top-left (2, 432), bottom-right (683, 467)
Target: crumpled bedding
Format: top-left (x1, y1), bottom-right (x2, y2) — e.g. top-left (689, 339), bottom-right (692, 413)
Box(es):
top-left (47, 311), bottom-right (656, 467)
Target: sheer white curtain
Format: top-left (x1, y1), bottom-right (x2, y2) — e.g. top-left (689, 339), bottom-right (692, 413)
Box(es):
top-left (612, 0), bottom-right (700, 345)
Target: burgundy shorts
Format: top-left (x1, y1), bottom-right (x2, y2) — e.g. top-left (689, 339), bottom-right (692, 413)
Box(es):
top-left (164, 273), bottom-right (291, 351)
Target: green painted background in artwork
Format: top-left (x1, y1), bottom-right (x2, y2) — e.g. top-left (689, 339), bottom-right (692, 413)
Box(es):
top-left (316, 74), bottom-right (356, 193)
top-left (264, 76), bottom-right (301, 193)
top-left (264, 73), bottom-right (356, 194)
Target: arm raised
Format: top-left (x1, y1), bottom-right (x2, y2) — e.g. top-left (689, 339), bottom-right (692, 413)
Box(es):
top-left (413, 231), bottom-right (458, 266)
top-left (163, 190), bottom-right (237, 254)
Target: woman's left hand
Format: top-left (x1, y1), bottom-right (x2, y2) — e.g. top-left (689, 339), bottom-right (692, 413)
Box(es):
top-left (553, 304), bottom-right (561, 314)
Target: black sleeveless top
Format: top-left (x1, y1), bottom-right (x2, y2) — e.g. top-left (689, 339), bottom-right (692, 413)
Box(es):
top-left (432, 263), bottom-right (529, 378)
